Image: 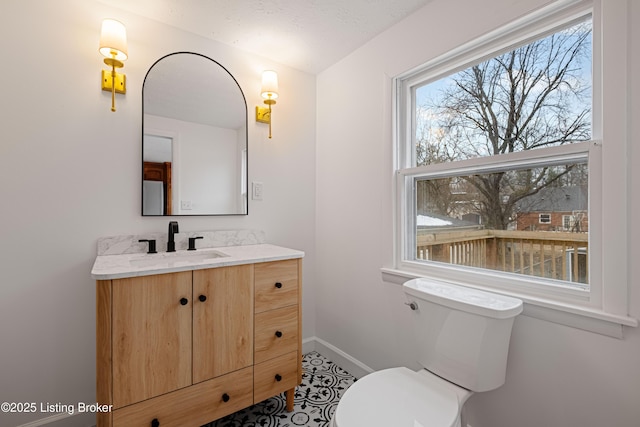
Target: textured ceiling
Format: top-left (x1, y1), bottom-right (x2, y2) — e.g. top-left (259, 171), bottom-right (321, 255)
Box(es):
top-left (99, 0), bottom-right (432, 73)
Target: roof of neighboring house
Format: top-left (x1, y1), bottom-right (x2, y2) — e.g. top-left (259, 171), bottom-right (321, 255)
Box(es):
top-left (515, 186), bottom-right (588, 213)
top-left (417, 211), bottom-right (483, 231)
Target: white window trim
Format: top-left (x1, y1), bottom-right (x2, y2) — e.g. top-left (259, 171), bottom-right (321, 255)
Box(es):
top-left (396, 143), bottom-right (597, 304)
top-left (387, 0), bottom-right (637, 338)
top-left (539, 214), bottom-right (551, 224)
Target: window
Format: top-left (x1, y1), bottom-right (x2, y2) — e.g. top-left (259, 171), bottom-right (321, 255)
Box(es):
top-left (398, 14), bottom-right (593, 291)
top-left (401, 143), bottom-right (593, 293)
top-left (539, 214), bottom-right (552, 225)
top-left (562, 214), bottom-right (574, 230)
top-left (392, 0), bottom-right (635, 330)
top-left (390, 0), bottom-right (638, 337)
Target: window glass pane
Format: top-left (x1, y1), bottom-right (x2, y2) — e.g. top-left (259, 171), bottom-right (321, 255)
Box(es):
top-left (414, 162), bottom-right (589, 288)
top-left (414, 18), bottom-right (592, 166)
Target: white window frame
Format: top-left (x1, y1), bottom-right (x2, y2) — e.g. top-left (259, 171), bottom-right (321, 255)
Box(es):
top-left (539, 214), bottom-right (552, 224)
top-left (386, 0), bottom-right (636, 337)
top-left (396, 143), bottom-right (596, 302)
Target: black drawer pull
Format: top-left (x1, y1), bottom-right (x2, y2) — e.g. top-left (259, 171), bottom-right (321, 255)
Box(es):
top-left (179, 298), bottom-right (188, 306)
top-left (151, 418), bottom-right (160, 427)
top-left (198, 294), bottom-right (207, 302)
top-left (275, 330), bottom-right (283, 338)
top-left (275, 374), bottom-right (282, 382)
top-left (275, 282), bottom-right (283, 289)
top-left (222, 393), bottom-right (230, 402)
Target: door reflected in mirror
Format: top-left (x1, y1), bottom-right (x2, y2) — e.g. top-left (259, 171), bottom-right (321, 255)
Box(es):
top-left (142, 52), bottom-right (248, 216)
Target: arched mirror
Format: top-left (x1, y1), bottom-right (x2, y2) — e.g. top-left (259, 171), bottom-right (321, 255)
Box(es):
top-left (142, 52), bottom-right (248, 216)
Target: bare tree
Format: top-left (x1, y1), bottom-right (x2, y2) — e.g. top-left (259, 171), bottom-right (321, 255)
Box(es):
top-left (417, 21), bottom-right (592, 229)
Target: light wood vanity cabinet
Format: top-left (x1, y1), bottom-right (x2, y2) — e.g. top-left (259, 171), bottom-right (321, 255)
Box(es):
top-left (111, 271), bottom-right (193, 408)
top-left (96, 258), bottom-right (302, 427)
top-left (192, 266), bottom-right (254, 384)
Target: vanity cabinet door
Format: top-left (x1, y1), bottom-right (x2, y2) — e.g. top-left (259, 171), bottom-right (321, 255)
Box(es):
top-left (111, 271), bottom-right (192, 408)
top-left (193, 265), bottom-right (254, 383)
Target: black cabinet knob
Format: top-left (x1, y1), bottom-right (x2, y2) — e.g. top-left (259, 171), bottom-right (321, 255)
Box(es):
top-left (198, 294), bottom-right (207, 302)
top-left (222, 393), bottom-right (230, 402)
top-left (275, 330), bottom-right (283, 338)
top-left (180, 298), bottom-right (188, 306)
top-left (275, 282), bottom-right (283, 289)
top-left (275, 374), bottom-right (282, 382)
top-left (151, 418), bottom-right (160, 427)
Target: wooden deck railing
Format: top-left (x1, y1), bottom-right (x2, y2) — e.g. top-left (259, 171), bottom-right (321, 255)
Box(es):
top-left (416, 229), bottom-right (589, 284)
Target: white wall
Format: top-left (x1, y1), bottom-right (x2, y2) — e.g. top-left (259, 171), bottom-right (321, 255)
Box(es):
top-left (0, 1), bottom-right (316, 426)
top-left (145, 114), bottom-right (241, 214)
top-left (315, 0), bottom-right (640, 426)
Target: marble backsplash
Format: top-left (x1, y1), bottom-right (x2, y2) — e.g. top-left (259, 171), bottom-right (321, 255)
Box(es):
top-left (97, 229), bottom-right (266, 256)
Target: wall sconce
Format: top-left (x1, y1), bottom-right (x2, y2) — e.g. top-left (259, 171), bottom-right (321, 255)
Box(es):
top-left (256, 70), bottom-right (279, 138)
top-left (99, 19), bottom-right (128, 112)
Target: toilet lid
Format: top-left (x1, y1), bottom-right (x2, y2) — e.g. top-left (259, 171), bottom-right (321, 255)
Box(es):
top-left (333, 367), bottom-right (461, 427)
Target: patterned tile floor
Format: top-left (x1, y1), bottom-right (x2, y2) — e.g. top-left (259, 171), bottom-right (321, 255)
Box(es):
top-left (203, 351), bottom-right (357, 427)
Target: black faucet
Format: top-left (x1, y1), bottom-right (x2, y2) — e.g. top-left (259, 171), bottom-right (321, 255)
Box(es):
top-left (167, 221), bottom-right (179, 252)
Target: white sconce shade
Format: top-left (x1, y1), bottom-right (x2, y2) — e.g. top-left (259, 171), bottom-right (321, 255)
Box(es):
top-left (99, 19), bottom-right (128, 61)
top-left (256, 70), bottom-right (279, 138)
top-left (99, 19), bottom-right (128, 112)
top-left (261, 70), bottom-right (279, 100)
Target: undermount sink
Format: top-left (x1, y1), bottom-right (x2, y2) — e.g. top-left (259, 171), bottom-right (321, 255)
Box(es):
top-left (129, 250), bottom-right (229, 267)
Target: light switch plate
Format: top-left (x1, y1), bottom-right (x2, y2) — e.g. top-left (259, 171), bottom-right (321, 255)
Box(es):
top-left (252, 182), bottom-right (263, 200)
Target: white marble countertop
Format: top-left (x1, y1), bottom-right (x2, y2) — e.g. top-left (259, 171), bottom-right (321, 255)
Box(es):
top-left (91, 244), bottom-right (304, 280)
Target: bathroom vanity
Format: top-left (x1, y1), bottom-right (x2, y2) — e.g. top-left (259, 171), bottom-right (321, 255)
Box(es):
top-left (92, 235), bottom-right (303, 427)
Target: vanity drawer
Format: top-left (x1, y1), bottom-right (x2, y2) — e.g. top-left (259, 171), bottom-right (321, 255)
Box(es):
top-left (254, 351), bottom-right (299, 404)
top-left (254, 259), bottom-right (299, 313)
top-left (112, 367), bottom-right (253, 427)
top-left (254, 305), bottom-right (299, 364)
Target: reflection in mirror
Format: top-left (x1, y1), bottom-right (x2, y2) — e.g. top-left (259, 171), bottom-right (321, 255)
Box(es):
top-left (143, 52), bottom-right (248, 216)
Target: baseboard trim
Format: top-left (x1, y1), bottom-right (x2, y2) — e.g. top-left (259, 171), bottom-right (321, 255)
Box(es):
top-left (15, 413), bottom-right (68, 427)
top-left (302, 336), bottom-right (374, 379)
top-left (14, 411), bottom-right (94, 427)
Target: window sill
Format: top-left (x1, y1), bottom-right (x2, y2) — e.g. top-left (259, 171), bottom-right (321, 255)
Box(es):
top-left (381, 267), bottom-right (637, 339)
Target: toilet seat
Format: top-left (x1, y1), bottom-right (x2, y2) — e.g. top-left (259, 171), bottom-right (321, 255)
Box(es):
top-left (331, 367), bottom-right (468, 427)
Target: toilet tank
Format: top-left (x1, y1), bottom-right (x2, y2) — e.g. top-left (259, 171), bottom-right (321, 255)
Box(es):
top-left (403, 278), bottom-right (523, 392)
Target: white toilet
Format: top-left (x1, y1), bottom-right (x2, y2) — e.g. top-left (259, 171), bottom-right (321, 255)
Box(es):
top-left (330, 278), bottom-right (523, 427)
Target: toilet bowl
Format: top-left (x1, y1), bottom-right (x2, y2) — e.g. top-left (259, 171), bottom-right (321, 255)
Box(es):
top-left (330, 367), bottom-right (471, 427)
top-left (329, 278), bottom-right (523, 427)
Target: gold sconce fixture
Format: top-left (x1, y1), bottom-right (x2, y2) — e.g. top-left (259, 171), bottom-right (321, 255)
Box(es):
top-left (256, 70), bottom-right (279, 138)
top-left (99, 19), bottom-right (128, 112)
